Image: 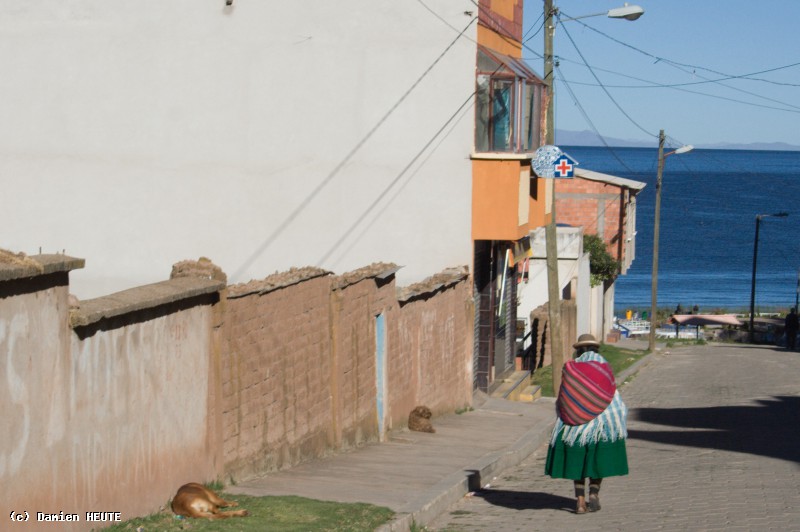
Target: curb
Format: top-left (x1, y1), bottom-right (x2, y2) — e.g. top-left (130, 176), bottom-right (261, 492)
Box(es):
top-left (617, 350), bottom-right (658, 386)
top-left (376, 400), bottom-right (556, 532)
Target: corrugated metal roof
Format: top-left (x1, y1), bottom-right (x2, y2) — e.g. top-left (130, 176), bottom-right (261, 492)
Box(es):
top-left (477, 45), bottom-right (544, 82)
top-left (574, 168), bottom-right (646, 192)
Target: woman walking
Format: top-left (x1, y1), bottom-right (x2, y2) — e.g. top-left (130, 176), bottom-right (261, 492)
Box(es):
top-left (545, 333), bottom-right (629, 514)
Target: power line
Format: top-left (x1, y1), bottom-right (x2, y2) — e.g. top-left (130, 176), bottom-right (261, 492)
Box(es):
top-left (555, 75), bottom-right (800, 115)
top-left (568, 14), bottom-right (800, 88)
top-left (318, 91), bottom-right (477, 267)
top-left (522, 11), bottom-right (545, 44)
top-left (556, 13), bottom-right (656, 139)
top-left (564, 64), bottom-right (800, 90)
top-left (555, 66), bottom-right (643, 176)
top-left (553, 12), bottom-right (800, 113)
top-left (231, 16), bottom-right (477, 281)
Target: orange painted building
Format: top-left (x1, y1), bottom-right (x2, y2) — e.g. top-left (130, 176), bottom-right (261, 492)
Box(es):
top-left (471, 0), bottom-right (548, 391)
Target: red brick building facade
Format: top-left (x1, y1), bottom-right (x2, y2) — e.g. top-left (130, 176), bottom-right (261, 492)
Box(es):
top-left (555, 168), bottom-right (645, 275)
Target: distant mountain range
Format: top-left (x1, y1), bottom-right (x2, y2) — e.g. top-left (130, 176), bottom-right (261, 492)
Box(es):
top-left (556, 129), bottom-right (800, 151)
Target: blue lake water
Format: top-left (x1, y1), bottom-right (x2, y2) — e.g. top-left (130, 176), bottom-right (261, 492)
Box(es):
top-left (561, 146), bottom-right (800, 313)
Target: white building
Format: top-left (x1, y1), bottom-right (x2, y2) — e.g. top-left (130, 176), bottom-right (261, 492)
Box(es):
top-left (1, 1), bottom-right (478, 298)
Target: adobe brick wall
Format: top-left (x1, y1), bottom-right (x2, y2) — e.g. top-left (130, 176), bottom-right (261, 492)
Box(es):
top-left (222, 271), bottom-right (335, 479)
top-left (389, 282), bottom-right (473, 427)
top-left (1, 254), bottom-right (223, 532)
top-left (220, 264), bottom-right (473, 481)
top-left (329, 271), bottom-right (397, 448)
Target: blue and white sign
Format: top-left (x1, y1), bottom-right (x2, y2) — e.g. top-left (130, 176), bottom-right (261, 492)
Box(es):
top-left (553, 154), bottom-right (577, 178)
top-left (532, 145), bottom-right (579, 179)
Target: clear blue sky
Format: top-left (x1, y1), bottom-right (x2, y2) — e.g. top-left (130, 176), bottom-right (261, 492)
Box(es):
top-left (522, 1), bottom-right (800, 147)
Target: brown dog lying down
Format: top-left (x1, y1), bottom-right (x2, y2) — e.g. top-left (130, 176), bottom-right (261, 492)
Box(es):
top-left (408, 405), bottom-right (435, 433)
top-left (171, 483), bottom-right (249, 519)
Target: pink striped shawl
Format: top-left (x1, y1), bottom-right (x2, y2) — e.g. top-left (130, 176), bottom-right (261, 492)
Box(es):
top-left (556, 360), bottom-right (617, 426)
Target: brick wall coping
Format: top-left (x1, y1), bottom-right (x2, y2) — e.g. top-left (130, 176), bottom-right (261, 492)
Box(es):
top-left (397, 266), bottom-right (469, 303)
top-left (226, 263), bottom-right (402, 299)
top-left (228, 266), bottom-right (333, 299)
top-left (0, 253), bottom-right (85, 282)
top-left (333, 262), bottom-right (400, 290)
top-left (70, 276), bottom-right (225, 328)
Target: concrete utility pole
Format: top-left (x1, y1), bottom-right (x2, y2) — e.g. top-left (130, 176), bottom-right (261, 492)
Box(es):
top-left (649, 130), bottom-right (666, 352)
top-left (542, 2), bottom-right (644, 384)
top-left (543, 0), bottom-right (565, 393)
top-left (649, 132), bottom-right (692, 351)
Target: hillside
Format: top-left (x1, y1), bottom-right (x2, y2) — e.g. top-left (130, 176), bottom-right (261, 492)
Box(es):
top-left (556, 129), bottom-right (800, 151)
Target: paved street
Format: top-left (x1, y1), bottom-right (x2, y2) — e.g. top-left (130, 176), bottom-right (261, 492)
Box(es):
top-left (427, 343), bottom-right (800, 531)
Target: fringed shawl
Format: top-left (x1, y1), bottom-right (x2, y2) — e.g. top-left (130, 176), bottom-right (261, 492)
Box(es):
top-left (550, 351), bottom-right (628, 447)
top-left (557, 359), bottom-right (616, 425)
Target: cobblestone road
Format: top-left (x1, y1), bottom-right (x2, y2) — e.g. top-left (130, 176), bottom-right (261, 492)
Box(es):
top-left (427, 343), bottom-right (800, 531)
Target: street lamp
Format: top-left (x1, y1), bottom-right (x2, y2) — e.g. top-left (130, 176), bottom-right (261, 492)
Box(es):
top-left (748, 212), bottom-right (789, 343)
top-left (648, 130), bottom-right (693, 352)
top-left (543, 1), bottom-right (644, 392)
top-left (560, 4), bottom-right (645, 22)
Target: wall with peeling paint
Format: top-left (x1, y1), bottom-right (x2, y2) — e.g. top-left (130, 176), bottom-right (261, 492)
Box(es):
top-left (0, 258), bottom-right (221, 531)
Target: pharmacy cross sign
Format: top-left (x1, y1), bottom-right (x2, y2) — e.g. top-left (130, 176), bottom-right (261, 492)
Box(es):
top-left (554, 156), bottom-right (575, 178)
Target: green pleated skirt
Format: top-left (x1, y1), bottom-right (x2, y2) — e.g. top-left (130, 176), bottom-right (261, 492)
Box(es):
top-left (545, 428), bottom-right (629, 480)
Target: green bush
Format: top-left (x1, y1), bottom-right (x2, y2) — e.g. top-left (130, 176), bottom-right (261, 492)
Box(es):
top-left (584, 234), bottom-right (620, 287)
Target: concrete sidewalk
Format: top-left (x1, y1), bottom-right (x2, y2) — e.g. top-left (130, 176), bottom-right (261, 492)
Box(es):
top-left (228, 394), bottom-right (556, 531)
top-left (229, 339), bottom-right (651, 531)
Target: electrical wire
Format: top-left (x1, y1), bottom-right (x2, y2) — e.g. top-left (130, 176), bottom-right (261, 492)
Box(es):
top-left (562, 65), bottom-right (800, 90)
top-left (554, 66), bottom-right (643, 176)
top-left (522, 11), bottom-right (545, 44)
top-left (556, 13), bottom-right (657, 139)
top-left (318, 91), bottom-right (478, 267)
top-left (568, 15), bottom-right (800, 88)
top-left (554, 12), bottom-right (800, 113)
top-left (554, 74), bottom-right (800, 114)
top-left (231, 15), bottom-right (477, 281)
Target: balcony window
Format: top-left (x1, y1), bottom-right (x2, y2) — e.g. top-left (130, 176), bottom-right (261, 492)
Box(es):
top-left (475, 46), bottom-right (545, 155)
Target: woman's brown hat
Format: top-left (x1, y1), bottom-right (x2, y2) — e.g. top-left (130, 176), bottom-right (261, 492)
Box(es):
top-left (573, 333), bottom-right (600, 349)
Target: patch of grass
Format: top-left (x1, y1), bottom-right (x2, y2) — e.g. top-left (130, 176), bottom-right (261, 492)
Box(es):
top-left (665, 338), bottom-right (707, 348)
top-left (101, 493), bottom-right (394, 532)
top-left (530, 364), bottom-right (554, 397)
top-left (205, 479), bottom-right (225, 492)
top-left (598, 344), bottom-right (647, 375)
top-left (455, 406), bottom-right (474, 415)
top-left (530, 343), bottom-right (648, 397)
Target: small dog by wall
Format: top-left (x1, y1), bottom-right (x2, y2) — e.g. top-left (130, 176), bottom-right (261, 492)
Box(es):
top-left (171, 483), bottom-right (249, 519)
top-left (408, 405), bottom-right (435, 433)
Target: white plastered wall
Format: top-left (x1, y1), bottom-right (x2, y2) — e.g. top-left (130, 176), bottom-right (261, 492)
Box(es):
top-left (0, 1), bottom-right (477, 298)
